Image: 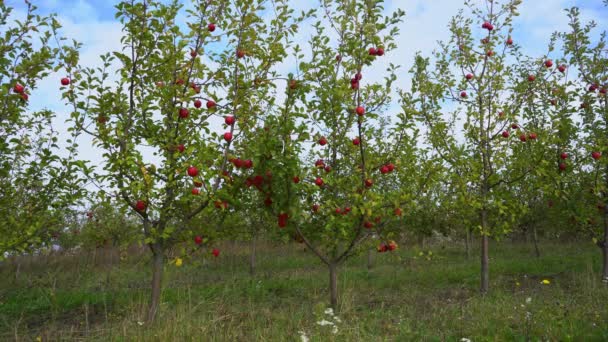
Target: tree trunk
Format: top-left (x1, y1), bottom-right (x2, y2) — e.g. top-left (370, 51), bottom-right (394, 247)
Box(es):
top-left (147, 249), bottom-right (164, 322)
top-left (328, 263), bottom-right (338, 311)
top-left (480, 209), bottom-right (489, 295)
top-left (367, 248), bottom-right (373, 270)
top-left (465, 228), bottom-right (471, 259)
top-left (532, 225), bottom-right (540, 258)
top-left (603, 209), bottom-right (608, 283)
top-left (249, 235), bottom-right (256, 276)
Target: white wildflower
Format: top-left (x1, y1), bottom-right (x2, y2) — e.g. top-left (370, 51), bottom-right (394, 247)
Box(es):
top-left (332, 325), bottom-right (338, 334)
top-left (324, 308), bottom-right (334, 315)
top-left (299, 330), bottom-right (309, 342)
top-left (317, 319), bottom-right (334, 327)
top-left (525, 297), bottom-right (532, 304)
top-left (460, 338), bottom-right (471, 342)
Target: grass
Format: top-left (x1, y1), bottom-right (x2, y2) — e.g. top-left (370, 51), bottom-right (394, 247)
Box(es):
top-left (1, 240), bottom-right (607, 341)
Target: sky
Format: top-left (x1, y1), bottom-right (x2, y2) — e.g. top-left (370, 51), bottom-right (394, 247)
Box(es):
top-left (4, 0), bottom-right (607, 192)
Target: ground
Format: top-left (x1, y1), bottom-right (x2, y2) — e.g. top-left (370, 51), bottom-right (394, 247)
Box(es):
top-left (1, 241), bottom-right (607, 341)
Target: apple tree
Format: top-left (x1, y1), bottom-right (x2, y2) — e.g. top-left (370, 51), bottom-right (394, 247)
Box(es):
top-left (0, 1), bottom-right (85, 258)
top-left (65, 0), bottom-right (303, 320)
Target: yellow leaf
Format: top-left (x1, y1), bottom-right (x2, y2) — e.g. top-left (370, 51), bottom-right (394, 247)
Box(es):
top-left (175, 258), bottom-right (183, 267)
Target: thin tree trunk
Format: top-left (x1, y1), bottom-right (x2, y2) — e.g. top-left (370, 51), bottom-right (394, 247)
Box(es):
top-left (532, 225), bottom-right (540, 258)
top-left (147, 250), bottom-right (164, 322)
top-left (249, 235), bottom-right (256, 276)
top-left (465, 228), bottom-right (471, 259)
top-left (367, 248), bottom-right (373, 270)
top-left (14, 258), bottom-right (21, 283)
top-left (603, 208), bottom-right (608, 283)
top-left (480, 209), bottom-right (489, 295)
top-left (329, 263), bottom-right (338, 311)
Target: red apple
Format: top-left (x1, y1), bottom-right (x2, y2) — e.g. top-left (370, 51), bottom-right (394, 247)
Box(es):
top-left (194, 181), bottom-right (203, 187)
top-left (177, 144), bottom-right (185, 153)
top-left (293, 176), bottom-right (300, 184)
top-left (368, 47), bottom-right (377, 56)
top-left (394, 207), bottom-right (403, 216)
top-left (376, 48), bottom-right (385, 56)
top-left (61, 78), bottom-right (70, 86)
top-left (335, 54), bottom-right (342, 62)
top-left (356, 106), bottom-right (365, 116)
top-left (187, 166), bottom-right (198, 177)
top-left (519, 134), bottom-right (526, 142)
top-left (380, 165), bottom-right (389, 174)
top-left (364, 221), bottom-right (374, 229)
top-left (206, 100), bottom-right (216, 109)
top-left (335, 207), bottom-right (342, 215)
top-left (352, 137), bottom-right (360, 146)
top-left (486, 50), bottom-right (494, 57)
top-left (465, 73), bottom-right (474, 80)
top-left (502, 131), bottom-right (510, 138)
top-left (315, 159), bottom-right (325, 168)
top-left (20, 93), bottom-right (28, 101)
top-left (212, 248), bottom-right (220, 257)
top-left (544, 60), bottom-right (553, 68)
top-left (387, 163), bottom-right (395, 172)
top-left (13, 83), bottom-right (24, 94)
top-left (355, 72), bottom-right (362, 81)
top-left (365, 179), bottom-right (373, 188)
top-left (192, 188), bottom-right (200, 195)
top-left (315, 177), bottom-right (324, 187)
top-left (135, 200), bottom-right (147, 212)
top-left (324, 165), bottom-right (332, 173)
top-left (208, 23), bottom-right (216, 32)
top-left (194, 236), bottom-right (203, 245)
top-left (264, 197), bottom-right (273, 207)
top-left (194, 100), bottom-right (202, 108)
top-left (289, 79), bottom-right (298, 90)
top-left (236, 49), bottom-right (245, 58)
top-left (278, 213), bottom-right (288, 228)
top-left (190, 50), bottom-right (197, 58)
top-left (506, 37), bottom-right (513, 45)
top-left (312, 204), bottom-right (320, 212)
top-left (558, 64), bottom-right (566, 73)
top-left (558, 162), bottom-right (567, 171)
top-left (592, 151), bottom-right (602, 160)
top-left (460, 91), bottom-right (467, 98)
top-left (511, 123), bottom-right (519, 129)
top-left (175, 79), bottom-right (184, 85)
top-left (223, 132), bottom-right (233, 142)
top-left (179, 108), bottom-right (189, 119)
top-left (388, 241), bottom-right (397, 251)
top-left (225, 115), bottom-right (235, 125)
top-left (529, 132), bottom-right (537, 140)
top-left (482, 21), bottom-right (493, 30)
top-left (527, 75), bottom-right (536, 82)
top-left (560, 152), bottom-right (568, 160)
top-left (318, 136), bottom-right (328, 146)
top-left (244, 159), bottom-right (253, 168)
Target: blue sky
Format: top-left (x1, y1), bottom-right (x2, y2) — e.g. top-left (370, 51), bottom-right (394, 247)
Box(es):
top-left (5, 0), bottom-right (607, 178)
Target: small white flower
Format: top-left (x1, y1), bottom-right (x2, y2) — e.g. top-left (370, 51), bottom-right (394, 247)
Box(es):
top-left (317, 319), bottom-right (335, 327)
top-left (137, 321), bottom-right (144, 326)
top-left (324, 308), bottom-right (334, 315)
top-left (332, 325), bottom-right (338, 334)
top-left (298, 330), bottom-right (309, 342)
top-left (334, 316), bottom-right (342, 323)
top-left (460, 338), bottom-right (471, 342)
top-left (525, 297), bottom-right (532, 304)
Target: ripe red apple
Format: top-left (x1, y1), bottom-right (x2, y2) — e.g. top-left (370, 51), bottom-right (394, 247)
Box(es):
top-left (550, 99), bottom-right (557, 106)
top-left (528, 132), bottom-right (537, 140)
top-left (519, 134), bottom-right (526, 142)
top-left (13, 83), bottom-right (24, 94)
top-left (560, 152), bottom-right (568, 160)
top-left (460, 91), bottom-right (467, 98)
top-left (376, 48), bottom-right (385, 56)
top-left (465, 73), bottom-right (474, 80)
top-left (387, 241), bottom-right (397, 251)
top-left (187, 166), bottom-right (198, 177)
top-left (135, 200), bottom-right (147, 212)
top-left (557, 162), bottom-right (566, 171)
top-left (352, 137), bottom-right (360, 146)
top-left (387, 163), bottom-right (395, 172)
top-left (236, 49), bottom-right (245, 58)
top-left (312, 204), bottom-right (320, 212)
top-left (208, 23), bottom-right (216, 32)
top-left (486, 50), bottom-right (494, 57)
top-left (194, 100), bottom-right (202, 108)
top-left (289, 79), bottom-right (298, 90)
top-left (224, 115), bottom-right (235, 125)
top-left (177, 144), bottom-right (185, 153)
top-left (502, 131), bottom-right (510, 138)
top-left (324, 165), bottom-right (332, 173)
top-left (380, 165), bottom-right (389, 174)
top-left (599, 87), bottom-right (606, 95)
top-left (176, 78), bottom-right (184, 85)
top-left (527, 75), bottom-right (536, 82)
top-left (315, 177), bottom-right (324, 187)
top-left (179, 108), bottom-right (189, 119)
top-left (335, 54), bottom-right (342, 62)
top-left (355, 72), bottom-right (362, 81)
top-left (335, 207), bottom-right (342, 215)
top-left (589, 84), bottom-right (598, 92)
top-left (544, 60), bottom-right (553, 68)
top-left (194, 181), bottom-right (203, 187)
top-left (194, 236), bottom-right (203, 245)
top-left (498, 111), bottom-right (505, 119)
top-left (223, 132), bottom-right (233, 142)
top-left (61, 77), bottom-right (70, 86)
top-left (482, 21), bottom-right (493, 30)
top-left (264, 197), bottom-right (273, 207)
top-left (365, 179), bottom-right (373, 188)
top-left (592, 151), bottom-right (602, 160)
top-left (377, 243), bottom-right (387, 253)
top-left (278, 213), bottom-right (288, 228)
top-left (511, 123), bottom-right (519, 129)
top-left (481, 38), bottom-right (489, 45)
top-left (506, 37), bottom-right (513, 45)
top-left (293, 176), bottom-right (300, 184)
top-left (558, 64), bottom-right (566, 73)
top-left (351, 79), bottom-right (359, 90)
top-left (356, 106), bottom-right (365, 116)
top-left (212, 248), bottom-right (220, 257)
top-left (315, 159), bottom-right (325, 168)
top-left (190, 50), bottom-right (197, 58)
top-left (206, 100), bottom-right (216, 109)
top-left (244, 159), bottom-right (253, 168)
top-left (364, 221), bottom-right (374, 229)
top-left (394, 207), bottom-right (403, 216)
top-left (20, 93), bottom-right (28, 101)
top-left (192, 188), bottom-right (200, 195)
top-left (368, 47), bottom-right (377, 55)
top-left (318, 136), bottom-right (328, 146)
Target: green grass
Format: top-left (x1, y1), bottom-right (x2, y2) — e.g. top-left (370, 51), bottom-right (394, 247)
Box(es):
top-left (1, 241), bottom-right (607, 341)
